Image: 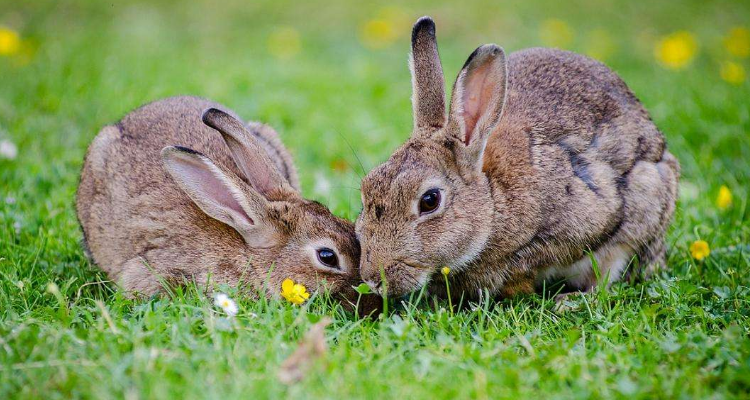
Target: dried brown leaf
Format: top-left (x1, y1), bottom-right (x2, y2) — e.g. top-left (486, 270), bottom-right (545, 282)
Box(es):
top-left (277, 317), bottom-right (332, 384)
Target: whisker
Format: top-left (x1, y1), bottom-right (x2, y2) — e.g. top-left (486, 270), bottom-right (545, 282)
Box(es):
top-left (336, 130), bottom-right (367, 178)
top-left (328, 185), bottom-right (362, 191)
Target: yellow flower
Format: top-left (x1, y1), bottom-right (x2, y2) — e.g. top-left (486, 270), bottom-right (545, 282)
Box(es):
top-left (281, 278), bottom-right (310, 305)
top-left (359, 6), bottom-right (408, 50)
top-left (539, 19), bottom-right (574, 49)
top-left (690, 240), bottom-right (710, 261)
top-left (441, 266), bottom-right (450, 276)
top-left (378, 6), bottom-right (410, 32)
top-left (655, 31), bottom-right (697, 70)
top-left (0, 26), bottom-right (21, 56)
top-left (716, 185), bottom-right (733, 210)
top-left (720, 61), bottom-right (746, 85)
top-left (724, 27), bottom-right (750, 58)
top-left (267, 27), bottom-right (301, 60)
top-left (359, 19), bottom-right (397, 49)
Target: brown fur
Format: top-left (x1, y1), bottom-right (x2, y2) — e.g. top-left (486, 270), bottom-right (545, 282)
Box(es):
top-left (77, 96), bottom-right (367, 306)
top-left (356, 18), bottom-right (680, 300)
top-left (410, 16), bottom-right (447, 136)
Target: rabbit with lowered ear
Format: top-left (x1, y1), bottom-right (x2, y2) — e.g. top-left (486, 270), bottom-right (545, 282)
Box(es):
top-left (356, 17), bottom-right (680, 300)
top-left (77, 96), bottom-right (370, 308)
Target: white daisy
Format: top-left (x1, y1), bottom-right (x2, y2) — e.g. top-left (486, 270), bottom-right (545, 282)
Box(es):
top-left (213, 293), bottom-right (238, 317)
top-left (0, 139), bottom-right (17, 160)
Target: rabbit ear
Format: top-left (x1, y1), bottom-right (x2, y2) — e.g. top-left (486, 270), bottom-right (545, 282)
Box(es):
top-left (410, 16), bottom-right (446, 137)
top-left (447, 44), bottom-right (508, 170)
top-left (161, 146), bottom-right (278, 248)
top-left (202, 108), bottom-right (296, 197)
top-left (245, 121), bottom-right (301, 192)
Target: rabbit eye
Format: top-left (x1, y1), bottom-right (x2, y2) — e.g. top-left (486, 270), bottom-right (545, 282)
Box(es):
top-left (419, 189), bottom-right (441, 215)
top-left (316, 247), bottom-right (339, 269)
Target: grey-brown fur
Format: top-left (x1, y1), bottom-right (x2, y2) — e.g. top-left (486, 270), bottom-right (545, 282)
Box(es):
top-left (245, 120), bottom-right (301, 191)
top-left (76, 96), bottom-right (366, 305)
top-left (410, 16), bottom-right (446, 136)
top-left (356, 17), bottom-right (680, 300)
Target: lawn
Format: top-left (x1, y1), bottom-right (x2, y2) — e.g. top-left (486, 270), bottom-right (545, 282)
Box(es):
top-left (1, 0), bottom-right (749, 398)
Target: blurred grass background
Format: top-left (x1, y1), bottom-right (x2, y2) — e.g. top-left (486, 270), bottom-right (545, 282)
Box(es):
top-left (1, 0), bottom-right (749, 216)
top-left (1, 0), bottom-right (749, 398)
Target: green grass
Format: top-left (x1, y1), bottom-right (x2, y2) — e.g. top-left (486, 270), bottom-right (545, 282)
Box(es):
top-left (1, 0), bottom-right (749, 398)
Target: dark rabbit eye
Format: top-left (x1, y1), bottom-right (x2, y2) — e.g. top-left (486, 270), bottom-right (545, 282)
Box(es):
top-left (316, 247), bottom-right (339, 269)
top-left (419, 189), bottom-right (441, 214)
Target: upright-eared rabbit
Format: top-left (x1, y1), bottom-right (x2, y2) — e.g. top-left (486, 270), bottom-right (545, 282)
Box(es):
top-left (356, 17), bottom-right (680, 300)
top-left (77, 96), bottom-right (366, 305)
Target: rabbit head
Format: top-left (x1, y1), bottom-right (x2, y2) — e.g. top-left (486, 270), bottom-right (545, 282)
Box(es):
top-left (163, 108), bottom-right (366, 306)
top-left (356, 17), bottom-right (508, 297)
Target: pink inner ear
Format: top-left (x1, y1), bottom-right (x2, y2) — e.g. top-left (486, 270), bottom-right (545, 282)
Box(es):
top-left (461, 62), bottom-right (496, 145)
top-left (173, 156), bottom-right (254, 225)
top-left (204, 174), bottom-right (255, 226)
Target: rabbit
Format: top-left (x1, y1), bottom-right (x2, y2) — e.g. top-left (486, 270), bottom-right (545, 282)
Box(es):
top-left (355, 17), bottom-right (680, 301)
top-left (76, 95), bottom-right (372, 309)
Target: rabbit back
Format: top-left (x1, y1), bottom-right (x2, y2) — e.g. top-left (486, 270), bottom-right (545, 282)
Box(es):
top-left (77, 97), bottom-right (270, 292)
top-left (498, 48), bottom-right (665, 172)
top-left (481, 48), bottom-right (679, 292)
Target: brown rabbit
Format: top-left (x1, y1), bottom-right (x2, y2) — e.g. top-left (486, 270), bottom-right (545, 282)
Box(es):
top-left (77, 96), bottom-right (367, 306)
top-left (356, 17), bottom-right (680, 301)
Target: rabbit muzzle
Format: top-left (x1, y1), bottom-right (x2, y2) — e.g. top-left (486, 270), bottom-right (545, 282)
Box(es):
top-left (361, 258), bottom-right (433, 298)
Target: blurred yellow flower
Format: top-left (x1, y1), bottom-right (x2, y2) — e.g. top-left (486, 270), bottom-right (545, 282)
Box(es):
top-left (716, 185), bottom-right (733, 210)
top-left (359, 6), bottom-right (408, 50)
top-left (724, 27), bottom-right (750, 58)
top-left (539, 19), bottom-right (574, 49)
top-left (281, 278), bottom-right (310, 305)
top-left (360, 19), bottom-right (397, 49)
top-left (584, 29), bottom-right (615, 61)
top-left (378, 6), bottom-right (410, 32)
top-left (268, 27), bottom-right (301, 60)
top-left (689, 240), bottom-right (710, 261)
top-left (720, 61), bottom-right (746, 85)
top-left (0, 26), bottom-right (21, 56)
top-left (441, 266), bottom-right (450, 276)
top-left (655, 31), bottom-right (697, 70)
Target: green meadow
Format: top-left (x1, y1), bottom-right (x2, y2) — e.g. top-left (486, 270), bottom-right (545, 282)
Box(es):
top-left (1, 0), bottom-right (749, 398)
